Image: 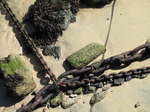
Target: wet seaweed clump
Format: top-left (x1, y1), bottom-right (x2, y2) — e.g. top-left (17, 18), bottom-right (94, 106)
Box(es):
top-left (30, 0), bottom-right (80, 47)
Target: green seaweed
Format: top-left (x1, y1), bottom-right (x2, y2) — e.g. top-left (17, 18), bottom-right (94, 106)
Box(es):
top-left (66, 43), bottom-right (106, 68)
top-left (0, 55), bottom-right (27, 77)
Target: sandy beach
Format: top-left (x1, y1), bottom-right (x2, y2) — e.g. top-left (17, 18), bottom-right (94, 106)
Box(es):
top-left (0, 0), bottom-right (150, 112)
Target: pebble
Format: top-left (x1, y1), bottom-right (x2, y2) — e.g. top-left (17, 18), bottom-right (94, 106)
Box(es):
top-left (132, 75), bottom-right (140, 78)
top-left (74, 87), bottom-right (82, 95)
top-left (70, 94), bottom-right (77, 98)
top-left (83, 85), bottom-right (96, 94)
top-left (113, 78), bottom-right (124, 86)
top-left (89, 86), bottom-right (96, 92)
top-left (67, 90), bottom-right (73, 95)
top-left (140, 74), bottom-right (148, 79)
top-left (94, 82), bottom-right (103, 88)
top-left (102, 85), bottom-right (110, 91)
top-left (125, 76), bottom-right (132, 81)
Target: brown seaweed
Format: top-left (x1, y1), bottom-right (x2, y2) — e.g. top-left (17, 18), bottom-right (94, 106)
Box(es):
top-left (29, 0), bottom-right (80, 47)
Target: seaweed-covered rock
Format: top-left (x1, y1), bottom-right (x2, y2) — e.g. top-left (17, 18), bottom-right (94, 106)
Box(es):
top-left (50, 92), bottom-right (63, 107)
top-left (82, 0), bottom-right (113, 6)
top-left (0, 54), bottom-right (36, 99)
top-left (30, 0), bottom-right (80, 47)
top-left (66, 43), bottom-right (106, 68)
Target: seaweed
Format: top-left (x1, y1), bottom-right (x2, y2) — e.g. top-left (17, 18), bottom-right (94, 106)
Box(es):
top-left (29, 0), bottom-right (80, 47)
top-left (0, 55), bottom-right (27, 77)
top-left (66, 43), bottom-right (106, 68)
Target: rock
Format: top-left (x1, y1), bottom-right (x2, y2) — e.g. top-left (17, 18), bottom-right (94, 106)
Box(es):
top-left (125, 76), bottom-right (132, 81)
top-left (73, 87), bottom-right (82, 95)
top-left (140, 74), bottom-right (148, 79)
top-left (132, 75), bottom-right (140, 78)
top-left (43, 45), bottom-right (61, 59)
top-left (82, 0), bottom-right (113, 6)
top-left (69, 94), bottom-right (77, 98)
top-left (84, 86), bottom-right (96, 94)
top-left (67, 90), bottom-right (73, 95)
top-left (102, 85), bottom-right (109, 91)
top-left (94, 82), bottom-right (103, 88)
top-left (0, 54), bottom-right (36, 99)
top-left (61, 95), bottom-right (81, 109)
top-left (113, 78), bottom-right (124, 86)
top-left (50, 92), bottom-right (63, 107)
top-left (89, 86), bottom-right (96, 92)
top-left (67, 43), bottom-right (106, 68)
top-left (90, 91), bottom-right (107, 106)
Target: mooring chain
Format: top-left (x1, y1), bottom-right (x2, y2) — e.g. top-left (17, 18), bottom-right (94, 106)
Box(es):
top-left (17, 40), bottom-right (150, 111)
top-left (17, 65), bottom-right (150, 112)
top-left (57, 66), bottom-right (150, 89)
top-left (0, 0), bottom-right (58, 85)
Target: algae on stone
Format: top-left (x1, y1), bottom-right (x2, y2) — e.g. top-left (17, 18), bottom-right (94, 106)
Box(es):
top-left (50, 92), bottom-right (63, 107)
top-left (66, 43), bottom-right (106, 68)
top-left (0, 54), bottom-right (36, 98)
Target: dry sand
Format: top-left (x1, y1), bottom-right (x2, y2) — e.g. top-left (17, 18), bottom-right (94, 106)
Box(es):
top-left (0, 0), bottom-right (150, 112)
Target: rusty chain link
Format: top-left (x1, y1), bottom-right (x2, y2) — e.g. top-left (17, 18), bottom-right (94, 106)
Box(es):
top-left (58, 66), bottom-right (150, 89)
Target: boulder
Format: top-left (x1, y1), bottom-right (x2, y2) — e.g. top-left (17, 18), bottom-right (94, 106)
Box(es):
top-left (0, 54), bottom-right (36, 99)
